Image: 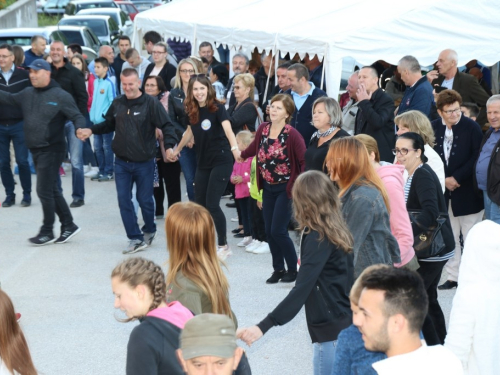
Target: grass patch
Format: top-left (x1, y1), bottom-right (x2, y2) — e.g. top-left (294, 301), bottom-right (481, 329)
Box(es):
top-left (38, 13), bottom-right (60, 26)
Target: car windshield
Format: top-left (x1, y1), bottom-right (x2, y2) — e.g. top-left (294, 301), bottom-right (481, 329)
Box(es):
top-left (60, 30), bottom-right (84, 45)
top-left (60, 19), bottom-right (107, 36)
top-left (80, 11), bottom-right (119, 25)
top-left (0, 37), bottom-right (33, 46)
top-left (79, 2), bottom-right (115, 9)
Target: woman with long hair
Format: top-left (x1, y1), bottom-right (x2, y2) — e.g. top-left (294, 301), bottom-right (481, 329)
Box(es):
top-left (164, 201), bottom-right (251, 374)
top-left (170, 76), bottom-right (239, 257)
top-left (237, 171), bottom-right (354, 375)
top-left (168, 58), bottom-right (198, 201)
top-left (0, 290), bottom-right (37, 375)
top-left (325, 137), bottom-right (400, 278)
top-left (111, 257), bottom-right (193, 374)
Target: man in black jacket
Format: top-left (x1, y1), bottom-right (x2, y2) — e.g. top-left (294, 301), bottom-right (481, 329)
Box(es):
top-left (0, 59), bottom-right (85, 245)
top-left (50, 41), bottom-right (88, 208)
top-left (0, 44), bottom-right (32, 208)
top-left (142, 42), bottom-right (176, 91)
top-left (77, 68), bottom-right (178, 254)
top-left (355, 66), bottom-right (396, 162)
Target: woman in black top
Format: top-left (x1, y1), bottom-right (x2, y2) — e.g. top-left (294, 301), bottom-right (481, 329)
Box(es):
top-left (168, 58), bottom-right (199, 201)
top-left (237, 171), bottom-right (354, 375)
top-left (227, 73), bottom-right (259, 133)
top-left (170, 75), bottom-right (239, 257)
top-left (305, 97), bottom-right (349, 172)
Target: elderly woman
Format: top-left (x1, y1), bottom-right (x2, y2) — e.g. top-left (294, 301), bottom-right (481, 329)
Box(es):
top-left (305, 97), bottom-right (350, 172)
top-left (396, 132), bottom-right (455, 344)
top-left (144, 75), bottom-right (182, 218)
top-left (431, 90), bottom-right (484, 291)
top-left (168, 58), bottom-right (199, 201)
top-left (395, 110), bottom-right (445, 192)
top-left (227, 73), bottom-right (259, 133)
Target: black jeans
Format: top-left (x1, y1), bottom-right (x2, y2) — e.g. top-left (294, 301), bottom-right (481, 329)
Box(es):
top-left (250, 197), bottom-right (266, 242)
top-left (236, 197), bottom-right (252, 235)
top-left (194, 163), bottom-right (232, 246)
top-left (417, 259), bottom-right (448, 344)
top-left (154, 159), bottom-right (182, 216)
top-left (31, 150), bottom-right (74, 235)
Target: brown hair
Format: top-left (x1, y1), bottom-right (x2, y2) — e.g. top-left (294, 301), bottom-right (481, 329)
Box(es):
top-left (325, 137), bottom-right (391, 212)
top-left (349, 264), bottom-right (391, 304)
top-left (293, 171), bottom-right (353, 253)
top-left (270, 93), bottom-right (295, 123)
top-left (71, 53), bottom-right (89, 75)
top-left (436, 89), bottom-right (462, 110)
top-left (111, 257), bottom-right (166, 321)
top-left (394, 110), bottom-right (436, 147)
top-left (12, 45), bottom-right (25, 67)
top-left (165, 202), bottom-right (232, 318)
top-left (185, 75), bottom-right (218, 124)
top-left (354, 134), bottom-right (380, 163)
top-left (0, 290), bottom-right (37, 375)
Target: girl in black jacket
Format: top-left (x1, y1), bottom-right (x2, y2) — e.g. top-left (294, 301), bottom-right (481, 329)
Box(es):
top-left (237, 170), bottom-right (354, 375)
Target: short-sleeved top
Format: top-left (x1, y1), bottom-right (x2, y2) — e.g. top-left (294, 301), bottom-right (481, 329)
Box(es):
top-left (305, 128), bottom-right (350, 172)
top-left (190, 103), bottom-right (232, 169)
top-left (258, 123), bottom-right (291, 183)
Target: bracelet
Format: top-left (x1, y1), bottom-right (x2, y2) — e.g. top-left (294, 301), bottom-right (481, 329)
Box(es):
top-left (231, 146), bottom-right (238, 151)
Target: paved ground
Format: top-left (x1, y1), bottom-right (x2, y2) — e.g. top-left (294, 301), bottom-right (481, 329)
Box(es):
top-left (0, 170), bottom-right (457, 374)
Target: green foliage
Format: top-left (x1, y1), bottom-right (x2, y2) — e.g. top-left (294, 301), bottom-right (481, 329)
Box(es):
top-left (38, 13), bottom-right (60, 26)
top-left (0, 0), bottom-right (17, 10)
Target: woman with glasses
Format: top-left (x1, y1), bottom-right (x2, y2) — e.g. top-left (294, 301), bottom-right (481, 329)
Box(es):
top-left (227, 73), bottom-right (258, 133)
top-left (168, 58), bottom-right (199, 201)
top-left (170, 75), bottom-right (240, 258)
top-left (142, 42), bottom-right (177, 91)
top-left (431, 90), bottom-right (484, 292)
top-left (395, 132), bottom-right (454, 344)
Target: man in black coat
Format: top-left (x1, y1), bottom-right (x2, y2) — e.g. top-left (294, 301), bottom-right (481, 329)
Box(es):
top-left (354, 66), bottom-right (395, 162)
top-left (142, 42), bottom-right (176, 91)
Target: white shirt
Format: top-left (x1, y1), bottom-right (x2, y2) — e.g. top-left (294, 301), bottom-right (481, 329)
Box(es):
top-left (372, 342), bottom-right (463, 375)
top-left (442, 77), bottom-right (454, 89)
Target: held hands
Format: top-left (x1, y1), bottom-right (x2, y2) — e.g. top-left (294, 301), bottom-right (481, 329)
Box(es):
top-left (236, 326), bottom-right (263, 347)
top-left (356, 84), bottom-right (372, 102)
top-left (167, 148), bottom-right (178, 162)
top-left (76, 128), bottom-right (92, 141)
top-left (233, 149), bottom-right (243, 162)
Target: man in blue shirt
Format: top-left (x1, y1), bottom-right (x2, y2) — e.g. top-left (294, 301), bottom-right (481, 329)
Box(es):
top-left (23, 35), bottom-right (46, 68)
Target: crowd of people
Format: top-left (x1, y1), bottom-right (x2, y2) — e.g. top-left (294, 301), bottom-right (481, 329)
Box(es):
top-left (1, 32), bottom-right (500, 374)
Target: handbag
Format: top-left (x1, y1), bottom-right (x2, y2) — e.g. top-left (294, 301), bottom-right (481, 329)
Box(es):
top-left (408, 210), bottom-right (447, 259)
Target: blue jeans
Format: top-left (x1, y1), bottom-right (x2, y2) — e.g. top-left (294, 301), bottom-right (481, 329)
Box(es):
top-left (262, 181), bottom-right (297, 272)
top-left (178, 145), bottom-right (197, 201)
top-left (313, 341), bottom-right (337, 375)
top-left (94, 133), bottom-right (114, 175)
top-left (483, 190), bottom-right (500, 224)
top-left (64, 121), bottom-right (84, 200)
top-left (115, 157), bottom-right (156, 240)
top-left (0, 121), bottom-right (31, 198)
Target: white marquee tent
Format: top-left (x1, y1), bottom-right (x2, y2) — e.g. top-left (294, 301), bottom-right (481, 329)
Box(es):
top-left (133, 0), bottom-right (500, 97)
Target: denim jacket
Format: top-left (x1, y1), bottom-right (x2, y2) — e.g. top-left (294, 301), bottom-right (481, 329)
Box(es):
top-left (341, 183), bottom-right (401, 278)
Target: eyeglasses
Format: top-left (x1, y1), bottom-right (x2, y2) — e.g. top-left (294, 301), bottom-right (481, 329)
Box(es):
top-left (180, 69), bottom-right (195, 74)
top-left (441, 108), bottom-right (461, 115)
top-left (233, 85), bottom-right (243, 90)
top-left (152, 51), bottom-right (166, 55)
top-left (392, 148), bottom-right (418, 156)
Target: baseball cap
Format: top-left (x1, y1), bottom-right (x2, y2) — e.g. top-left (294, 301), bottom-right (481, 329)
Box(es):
top-left (180, 313), bottom-right (237, 360)
top-left (28, 59), bottom-right (51, 71)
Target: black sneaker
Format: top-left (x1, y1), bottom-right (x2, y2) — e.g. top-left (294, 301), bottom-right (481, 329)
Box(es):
top-left (70, 199), bottom-right (85, 208)
top-left (29, 234), bottom-right (56, 246)
top-left (438, 280), bottom-right (458, 290)
top-left (266, 270), bottom-right (285, 284)
top-left (281, 270), bottom-right (298, 283)
top-left (226, 202), bottom-right (237, 208)
top-left (55, 225), bottom-right (81, 244)
top-left (2, 196), bottom-right (15, 207)
top-left (21, 195), bottom-right (31, 207)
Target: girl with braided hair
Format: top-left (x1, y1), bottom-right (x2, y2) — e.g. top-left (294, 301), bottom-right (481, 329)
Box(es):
top-left (111, 257), bottom-right (193, 375)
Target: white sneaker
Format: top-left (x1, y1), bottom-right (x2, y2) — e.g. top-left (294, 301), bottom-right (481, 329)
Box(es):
top-left (83, 165), bottom-right (91, 174)
top-left (217, 245), bottom-right (233, 261)
top-left (253, 241), bottom-right (270, 254)
top-left (230, 217), bottom-right (239, 222)
top-left (85, 167), bottom-right (99, 178)
top-left (237, 236), bottom-right (253, 247)
top-left (245, 240), bottom-right (261, 252)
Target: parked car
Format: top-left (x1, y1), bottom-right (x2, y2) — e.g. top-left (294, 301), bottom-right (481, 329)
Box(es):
top-left (129, 0), bottom-right (162, 12)
top-left (45, 25), bottom-right (101, 55)
top-left (0, 27), bottom-right (69, 46)
top-left (58, 15), bottom-right (120, 47)
top-left (76, 8), bottom-right (133, 38)
top-left (64, 0), bottom-right (117, 17)
top-left (43, 0), bottom-right (71, 15)
top-left (114, 1), bottom-right (138, 20)
top-left (36, 0), bottom-right (48, 13)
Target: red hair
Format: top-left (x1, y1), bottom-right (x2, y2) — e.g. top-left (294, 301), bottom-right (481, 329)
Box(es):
top-left (184, 75), bottom-right (218, 124)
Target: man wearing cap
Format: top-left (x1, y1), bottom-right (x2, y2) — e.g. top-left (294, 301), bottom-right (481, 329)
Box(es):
top-left (0, 59), bottom-right (85, 245)
top-left (177, 313), bottom-right (246, 375)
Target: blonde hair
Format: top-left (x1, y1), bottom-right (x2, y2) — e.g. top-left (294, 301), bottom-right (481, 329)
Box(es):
top-left (174, 58), bottom-right (199, 89)
top-left (292, 171), bottom-right (353, 253)
top-left (394, 110), bottom-right (436, 147)
top-left (350, 264), bottom-right (391, 304)
top-left (233, 73), bottom-right (255, 99)
top-left (236, 130), bottom-right (254, 148)
top-left (354, 134), bottom-right (380, 163)
top-left (165, 202), bottom-right (232, 318)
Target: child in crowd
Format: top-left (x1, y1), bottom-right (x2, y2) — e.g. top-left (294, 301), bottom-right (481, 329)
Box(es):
top-left (231, 131), bottom-right (254, 248)
top-left (111, 257), bottom-right (193, 375)
top-left (209, 64), bottom-right (229, 102)
top-left (460, 101), bottom-right (479, 121)
top-left (90, 57), bottom-right (116, 182)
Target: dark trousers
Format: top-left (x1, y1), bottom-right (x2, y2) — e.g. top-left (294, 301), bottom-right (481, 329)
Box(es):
top-left (194, 163), bottom-right (232, 246)
top-left (154, 159), bottom-right (182, 216)
top-left (0, 121), bottom-right (31, 198)
top-left (31, 150), bottom-right (74, 235)
top-left (250, 197), bottom-right (266, 242)
top-left (262, 182), bottom-right (297, 272)
top-left (236, 197), bottom-right (252, 235)
top-left (115, 157), bottom-right (156, 241)
top-left (417, 259), bottom-right (448, 344)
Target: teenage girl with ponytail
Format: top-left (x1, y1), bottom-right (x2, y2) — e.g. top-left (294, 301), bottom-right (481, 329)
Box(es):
top-left (111, 257), bottom-right (194, 375)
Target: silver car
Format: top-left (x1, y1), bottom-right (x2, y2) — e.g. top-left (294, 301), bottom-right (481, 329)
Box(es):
top-left (76, 8), bottom-right (133, 39)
